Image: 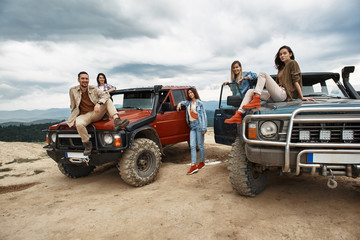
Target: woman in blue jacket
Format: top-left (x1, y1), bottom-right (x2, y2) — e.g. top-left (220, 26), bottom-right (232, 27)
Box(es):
top-left (176, 88), bottom-right (207, 175)
top-left (222, 60), bottom-right (257, 97)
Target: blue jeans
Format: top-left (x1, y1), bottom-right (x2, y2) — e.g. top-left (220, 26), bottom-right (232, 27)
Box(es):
top-left (189, 120), bottom-right (205, 165)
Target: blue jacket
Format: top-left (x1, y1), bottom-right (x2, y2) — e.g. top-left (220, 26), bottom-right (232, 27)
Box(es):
top-left (230, 71), bottom-right (257, 97)
top-left (180, 99), bottom-right (207, 131)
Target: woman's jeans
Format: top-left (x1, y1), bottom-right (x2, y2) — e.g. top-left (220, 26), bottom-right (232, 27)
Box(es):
top-left (189, 120), bottom-right (205, 165)
top-left (238, 72), bottom-right (287, 112)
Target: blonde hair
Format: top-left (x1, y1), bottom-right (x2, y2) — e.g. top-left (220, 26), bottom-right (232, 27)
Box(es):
top-left (230, 60), bottom-right (243, 83)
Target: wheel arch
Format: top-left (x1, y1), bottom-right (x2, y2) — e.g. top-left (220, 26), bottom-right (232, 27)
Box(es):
top-left (129, 125), bottom-right (163, 154)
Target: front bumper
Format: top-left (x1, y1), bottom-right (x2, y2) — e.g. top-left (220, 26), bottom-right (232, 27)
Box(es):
top-left (242, 106), bottom-right (360, 176)
top-left (245, 144), bottom-right (360, 176)
top-left (46, 149), bottom-right (123, 166)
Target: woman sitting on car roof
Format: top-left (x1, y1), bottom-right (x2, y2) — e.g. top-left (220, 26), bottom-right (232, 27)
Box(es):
top-left (225, 45), bottom-right (314, 124)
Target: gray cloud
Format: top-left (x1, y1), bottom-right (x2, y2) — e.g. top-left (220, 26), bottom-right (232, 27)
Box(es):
top-left (0, 79), bottom-right (66, 100)
top-left (110, 63), bottom-right (225, 80)
top-left (0, 0), bottom-right (176, 41)
top-left (110, 63), bottom-right (193, 79)
top-left (1, 0), bottom-right (359, 110)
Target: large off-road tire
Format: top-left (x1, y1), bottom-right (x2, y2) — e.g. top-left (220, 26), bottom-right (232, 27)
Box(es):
top-left (228, 137), bottom-right (268, 197)
top-left (118, 138), bottom-right (161, 187)
top-left (58, 163), bottom-right (95, 178)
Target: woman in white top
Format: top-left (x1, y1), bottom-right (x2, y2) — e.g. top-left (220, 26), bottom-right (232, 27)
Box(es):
top-left (97, 73), bottom-right (116, 93)
top-left (177, 88), bottom-right (208, 175)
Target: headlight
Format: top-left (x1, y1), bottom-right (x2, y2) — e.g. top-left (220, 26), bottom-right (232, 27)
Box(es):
top-left (103, 134), bottom-right (114, 145)
top-left (260, 121), bottom-right (278, 138)
top-left (51, 133), bottom-right (56, 143)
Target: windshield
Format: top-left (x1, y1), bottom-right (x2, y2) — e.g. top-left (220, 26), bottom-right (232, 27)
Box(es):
top-left (112, 91), bottom-right (154, 110)
top-left (302, 78), bottom-right (346, 98)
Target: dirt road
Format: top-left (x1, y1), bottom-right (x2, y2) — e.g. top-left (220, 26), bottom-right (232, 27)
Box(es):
top-left (1, 130), bottom-right (360, 240)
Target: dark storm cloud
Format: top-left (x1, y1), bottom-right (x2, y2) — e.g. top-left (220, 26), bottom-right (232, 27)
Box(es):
top-left (0, 0), bottom-right (167, 41)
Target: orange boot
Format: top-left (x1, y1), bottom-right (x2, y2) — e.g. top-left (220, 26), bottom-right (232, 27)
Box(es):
top-left (224, 111), bottom-right (243, 124)
top-left (243, 94), bottom-right (261, 109)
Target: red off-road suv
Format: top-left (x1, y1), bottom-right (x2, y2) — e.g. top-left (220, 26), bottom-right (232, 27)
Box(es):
top-left (44, 85), bottom-right (193, 186)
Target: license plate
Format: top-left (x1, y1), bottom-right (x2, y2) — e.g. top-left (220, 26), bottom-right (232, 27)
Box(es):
top-left (308, 153), bottom-right (360, 164)
top-left (66, 152), bottom-right (86, 158)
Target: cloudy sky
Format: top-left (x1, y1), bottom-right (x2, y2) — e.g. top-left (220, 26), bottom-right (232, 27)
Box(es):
top-left (0, 0), bottom-right (359, 111)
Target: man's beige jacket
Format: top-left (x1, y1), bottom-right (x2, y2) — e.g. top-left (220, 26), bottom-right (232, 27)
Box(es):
top-left (66, 85), bottom-right (110, 127)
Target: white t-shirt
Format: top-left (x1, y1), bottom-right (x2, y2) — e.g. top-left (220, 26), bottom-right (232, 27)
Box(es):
top-left (187, 102), bottom-right (197, 122)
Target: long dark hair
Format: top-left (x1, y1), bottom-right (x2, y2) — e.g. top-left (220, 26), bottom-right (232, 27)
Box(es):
top-left (186, 87), bottom-right (200, 101)
top-left (96, 73), bottom-right (107, 86)
top-left (274, 45), bottom-right (295, 70)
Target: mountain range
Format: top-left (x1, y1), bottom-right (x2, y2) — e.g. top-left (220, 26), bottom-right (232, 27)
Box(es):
top-left (0, 101), bottom-right (219, 126)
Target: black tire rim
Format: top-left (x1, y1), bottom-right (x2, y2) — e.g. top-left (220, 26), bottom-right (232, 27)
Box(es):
top-left (251, 163), bottom-right (262, 179)
top-left (136, 151), bottom-right (155, 177)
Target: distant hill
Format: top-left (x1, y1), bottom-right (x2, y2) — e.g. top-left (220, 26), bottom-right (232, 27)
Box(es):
top-left (202, 101), bottom-right (218, 111)
top-left (0, 108), bottom-right (70, 124)
top-left (0, 119), bottom-right (65, 127)
top-left (0, 101), bottom-right (221, 142)
top-left (0, 100), bottom-right (220, 125)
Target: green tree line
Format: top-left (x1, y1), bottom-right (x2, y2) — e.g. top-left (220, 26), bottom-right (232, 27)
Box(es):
top-left (0, 111), bottom-right (214, 143)
top-left (0, 122), bottom-right (62, 142)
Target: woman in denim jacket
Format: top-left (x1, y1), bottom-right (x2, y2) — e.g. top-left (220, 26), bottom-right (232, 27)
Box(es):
top-left (176, 88), bottom-right (207, 175)
top-left (225, 46), bottom-right (314, 124)
top-left (222, 60), bottom-right (257, 97)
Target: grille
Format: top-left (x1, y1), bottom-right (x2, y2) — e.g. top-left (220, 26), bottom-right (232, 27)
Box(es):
top-left (59, 137), bottom-right (83, 147)
top-left (56, 132), bottom-right (95, 150)
top-left (291, 122), bottom-right (360, 143)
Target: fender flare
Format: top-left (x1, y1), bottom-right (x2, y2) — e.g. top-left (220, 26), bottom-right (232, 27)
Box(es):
top-left (128, 125), bottom-right (164, 155)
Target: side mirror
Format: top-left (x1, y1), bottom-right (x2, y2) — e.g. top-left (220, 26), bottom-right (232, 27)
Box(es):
top-left (227, 96), bottom-right (242, 108)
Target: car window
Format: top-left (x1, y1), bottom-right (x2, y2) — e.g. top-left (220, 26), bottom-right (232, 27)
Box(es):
top-left (173, 90), bottom-right (186, 105)
top-left (220, 85), bottom-right (238, 109)
top-left (159, 91), bottom-right (169, 104)
top-left (112, 91), bottom-right (154, 109)
top-left (303, 79), bottom-right (345, 98)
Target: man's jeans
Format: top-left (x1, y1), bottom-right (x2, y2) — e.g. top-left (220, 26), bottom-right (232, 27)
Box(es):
top-left (189, 120), bottom-right (205, 165)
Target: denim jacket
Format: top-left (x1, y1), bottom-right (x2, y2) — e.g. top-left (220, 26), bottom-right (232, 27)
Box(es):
top-left (180, 99), bottom-right (207, 131)
top-left (230, 71), bottom-right (257, 97)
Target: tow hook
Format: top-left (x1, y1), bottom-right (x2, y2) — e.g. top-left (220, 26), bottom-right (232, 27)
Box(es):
top-left (327, 169), bottom-right (338, 189)
top-left (69, 156), bottom-right (90, 166)
top-left (82, 157), bottom-right (90, 166)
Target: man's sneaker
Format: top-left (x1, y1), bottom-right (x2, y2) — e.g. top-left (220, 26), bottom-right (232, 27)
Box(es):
top-left (83, 141), bottom-right (93, 156)
top-left (187, 165), bottom-right (198, 175)
top-left (114, 118), bottom-right (130, 131)
top-left (197, 162), bottom-right (205, 170)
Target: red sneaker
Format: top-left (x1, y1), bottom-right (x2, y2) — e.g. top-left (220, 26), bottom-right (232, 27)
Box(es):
top-left (224, 111), bottom-right (242, 124)
top-left (197, 162), bottom-right (205, 170)
top-left (187, 165), bottom-right (198, 175)
top-left (243, 94), bottom-right (261, 109)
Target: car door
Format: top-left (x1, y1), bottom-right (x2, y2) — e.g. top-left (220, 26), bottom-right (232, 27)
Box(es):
top-left (214, 83), bottom-right (242, 145)
top-left (155, 89), bottom-right (190, 146)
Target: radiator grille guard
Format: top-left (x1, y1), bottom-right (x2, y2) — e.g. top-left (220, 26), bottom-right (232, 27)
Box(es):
top-left (242, 107), bottom-right (360, 173)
